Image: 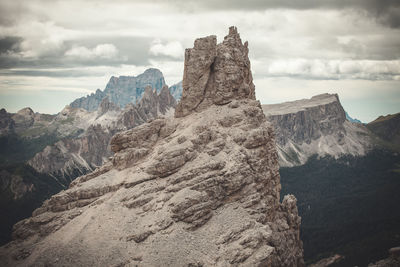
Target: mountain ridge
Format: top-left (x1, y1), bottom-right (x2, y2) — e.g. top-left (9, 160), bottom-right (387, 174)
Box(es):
top-left (0, 26), bottom-right (304, 267)
top-left (70, 68), bottom-right (166, 111)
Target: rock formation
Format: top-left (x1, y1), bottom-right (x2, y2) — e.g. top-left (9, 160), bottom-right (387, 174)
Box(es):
top-left (70, 68), bottom-right (166, 111)
top-left (175, 26), bottom-right (255, 117)
top-left (0, 27), bottom-right (303, 266)
top-left (262, 94), bottom-right (372, 166)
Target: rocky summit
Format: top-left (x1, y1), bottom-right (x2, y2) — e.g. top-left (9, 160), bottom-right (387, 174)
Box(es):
top-left (175, 26), bottom-right (255, 117)
top-left (0, 27), bottom-right (304, 266)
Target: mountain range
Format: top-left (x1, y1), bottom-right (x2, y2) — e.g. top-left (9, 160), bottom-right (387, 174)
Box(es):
top-left (0, 73), bottom-right (177, 246)
top-left (0, 26), bottom-right (304, 267)
top-left (0, 31), bottom-right (399, 265)
top-left (70, 68), bottom-right (166, 111)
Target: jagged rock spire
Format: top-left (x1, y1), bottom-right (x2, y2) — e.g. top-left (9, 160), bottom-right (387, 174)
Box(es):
top-left (175, 26), bottom-right (256, 118)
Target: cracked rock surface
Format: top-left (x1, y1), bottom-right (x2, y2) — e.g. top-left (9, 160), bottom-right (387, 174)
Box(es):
top-left (0, 27), bottom-right (303, 267)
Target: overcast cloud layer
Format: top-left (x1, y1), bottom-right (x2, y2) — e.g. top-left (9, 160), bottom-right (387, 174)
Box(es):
top-left (0, 0), bottom-right (399, 122)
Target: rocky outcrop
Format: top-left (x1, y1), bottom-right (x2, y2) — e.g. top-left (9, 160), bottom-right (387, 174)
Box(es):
top-left (70, 68), bottom-right (166, 111)
top-left (175, 26), bottom-right (255, 117)
top-left (262, 94), bottom-right (372, 166)
top-left (158, 85), bottom-right (177, 114)
top-left (0, 27), bottom-right (303, 267)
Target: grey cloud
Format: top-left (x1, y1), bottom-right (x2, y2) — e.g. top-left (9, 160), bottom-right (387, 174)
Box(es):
top-left (0, 36), bottom-right (23, 54)
top-left (0, 69), bottom-right (107, 78)
top-left (308, 35), bottom-right (400, 60)
top-left (161, 0), bottom-right (400, 28)
top-left (0, 2), bottom-right (29, 26)
top-left (162, 0), bottom-right (400, 12)
top-left (376, 7), bottom-right (400, 28)
top-left (0, 54), bottom-right (20, 69)
top-left (252, 58), bottom-right (400, 81)
top-left (63, 36), bottom-right (152, 66)
top-left (0, 36), bottom-right (154, 70)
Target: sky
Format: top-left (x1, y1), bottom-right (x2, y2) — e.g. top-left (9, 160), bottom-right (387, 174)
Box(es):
top-left (0, 0), bottom-right (399, 122)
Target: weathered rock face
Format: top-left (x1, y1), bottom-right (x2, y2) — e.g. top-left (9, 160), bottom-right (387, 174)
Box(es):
top-left (70, 68), bottom-right (166, 111)
top-left (262, 94), bottom-right (372, 166)
top-left (175, 26), bottom-right (255, 117)
top-left (0, 27), bottom-right (303, 266)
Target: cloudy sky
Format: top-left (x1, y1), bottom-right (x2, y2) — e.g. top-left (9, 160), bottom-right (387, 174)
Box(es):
top-left (0, 0), bottom-right (399, 122)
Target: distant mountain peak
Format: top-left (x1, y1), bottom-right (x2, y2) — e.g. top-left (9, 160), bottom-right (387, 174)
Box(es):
top-left (70, 68), bottom-right (166, 112)
top-left (17, 107), bottom-right (34, 116)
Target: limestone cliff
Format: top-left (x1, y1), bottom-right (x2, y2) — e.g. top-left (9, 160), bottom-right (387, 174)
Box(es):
top-left (0, 27), bottom-right (303, 266)
top-left (262, 94), bottom-right (372, 166)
